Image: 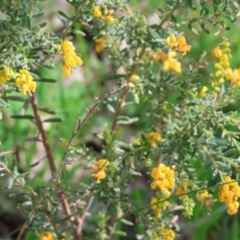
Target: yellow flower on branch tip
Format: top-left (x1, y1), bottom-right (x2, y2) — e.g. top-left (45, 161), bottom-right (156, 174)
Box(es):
top-left (39, 232), bottom-right (54, 240)
top-left (95, 38), bottom-right (106, 53)
top-left (61, 40), bottom-right (83, 77)
top-left (129, 74), bottom-right (140, 82)
top-left (225, 68), bottom-right (233, 80)
top-left (218, 176), bottom-right (240, 215)
top-left (105, 15), bottom-right (115, 24)
top-left (197, 190), bottom-right (212, 202)
top-left (213, 47), bottom-right (223, 58)
top-left (0, 65), bottom-right (15, 84)
top-left (199, 86), bottom-right (208, 97)
top-left (163, 57), bottom-right (182, 73)
top-left (177, 35), bottom-right (191, 55)
top-left (146, 132), bottom-right (162, 148)
top-left (159, 227), bottom-right (175, 240)
top-left (15, 69), bottom-right (36, 95)
top-left (165, 35), bottom-right (176, 47)
top-left (93, 6), bottom-right (102, 18)
top-left (92, 159), bottom-right (109, 183)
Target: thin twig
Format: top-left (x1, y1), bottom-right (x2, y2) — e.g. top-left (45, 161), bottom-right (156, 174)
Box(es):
top-left (111, 5), bottom-right (178, 133)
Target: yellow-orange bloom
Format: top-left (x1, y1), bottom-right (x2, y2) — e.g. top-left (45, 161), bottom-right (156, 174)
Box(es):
top-left (146, 132), bottom-right (162, 148)
top-left (15, 69), bottom-right (36, 95)
top-left (0, 65), bottom-right (15, 84)
top-left (197, 190), bottom-right (212, 202)
top-left (150, 164), bottom-right (175, 196)
top-left (165, 35), bottom-right (176, 47)
top-left (93, 6), bottom-right (102, 18)
top-left (105, 15), bottom-right (115, 24)
top-left (199, 86), bottom-right (208, 97)
top-left (95, 38), bottom-right (106, 53)
top-left (129, 74), bottom-right (140, 82)
top-left (92, 159), bottom-right (110, 183)
top-left (219, 176), bottom-right (240, 215)
top-left (62, 40), bottom-right (83, 77)
top-left (39, 232), bottom-right (54, 240)
top-left (177, 35), bottom-right (191, 55)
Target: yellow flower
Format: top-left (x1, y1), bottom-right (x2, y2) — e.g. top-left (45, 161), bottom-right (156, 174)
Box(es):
top-left (39, 232), bottom-right (54, 240)
top-left (219, 176), bottom-right (240, 215)
top-left (165, 35), bottom-right (176, 47)
top-left (61, 40), bottom-right (83, 77)
top-left (92, 159), bottom-right (109, 183)
top-left (150, 164), bottom-right (175, 195)
top-left (199, 86), bottom-right (208, 97)
top-left (159, 227), bottom-right (175, 240)
top-left (15, 69), bottom-right (37, 95)
top-left (213, 48), bottom-right (223, 58)
top-left (225, 68), bottom-right (233, 81)
top-left (93, 6), bottom-right (102, 18)
top-left (0, 65), bottom-right (15, 84)
top-left (177, 35), bottom-right (191, 55)
top-left (105, 15), bottom-right (115, 25)
top-left (129, 74), bottom-right (140, 82)
top-left (150, 196), bottom-right (169, 218)
top-left (95, 38), bottom-right (106, 53)
top-left (146, 132), bottom-right (162, 148)
top-left (163, 56), bottom-right (182, 73)
top-left (197, 190), bottom-right (212, 202)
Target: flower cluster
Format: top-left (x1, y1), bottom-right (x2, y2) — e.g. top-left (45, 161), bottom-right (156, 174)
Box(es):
top-left (39, 232), bottom-right (54, 240)
top-left (162, 35), bottom-right (191, 73)
top-left (93, 5), bottom-right (116, 25)
top-left (211, 42), bottom-right (232, 90)
top-left (61, 40), bottom-right (83, 78)
top-left (15, 69), bottom-right (36, 95)
top-left (153, 226), bottom-right (175, 240)
top-left (150, 164), bottom-right (175, 196)
top-left (91, 159), bottom-right (110, 183)
top-left (197, 189), bottom-right (212, 202)
top-left (165, 35), bottom-right (191, 55)
top-left (146, 131), bottom-right (162, 148)
top-left (219, 176), bottom-right (240, 215)
top-left (0, 65), bottom-right (15, 84)
top-left (150, 196), bottom-right (170, 218)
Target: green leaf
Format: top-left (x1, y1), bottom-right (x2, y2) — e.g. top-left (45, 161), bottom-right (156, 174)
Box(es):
top-left (200, 22), bottom-right (210, 34)
top-left (39, 22), bottom-right (47, 28)
top-left (43, 118), bottom-right (62, 122)
top-left (6, 96), bottom-right (26, 102)
top-left (58, 11), bottom-right (70, 19)
top-left (121, 218), bottom-right (134, 226)
top-left (117, 116), bottom-right (139, 125)
top-left (22, 201), bottom-right (32, 206)
top-left (38, 107), bottom-right (56, 115)
top-left (0, 98), bottom-right (9, 108)
top-left (35, 78), bottom-right (57, 83)
top-left (186, 0), bottom-right (193, 8)
top-left (9, 193), bottom-right (26, 199)
top-left (7, 177), bottom-right (14, 189)
top-left (24, 231), bottom-right (38, 240)
top-left (27, 16), bottom-right (32, 30)
top-left (11, 115), bottom-right (34, 120)
top-left (114, 230), bottom-right (127, 236)
top-left (106, 104), bottom-right (115, 113)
